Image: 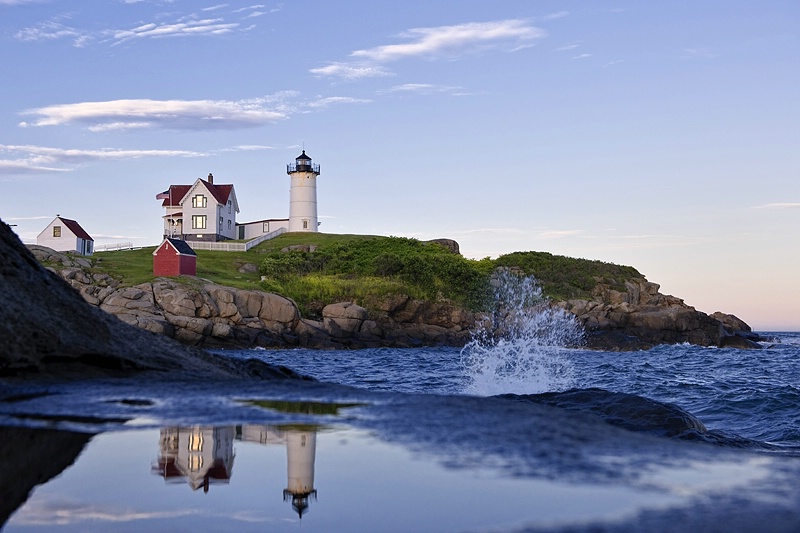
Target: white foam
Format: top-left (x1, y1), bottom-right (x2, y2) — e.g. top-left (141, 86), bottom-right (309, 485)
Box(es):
top-left (460, 271), bottom-right (583, 396)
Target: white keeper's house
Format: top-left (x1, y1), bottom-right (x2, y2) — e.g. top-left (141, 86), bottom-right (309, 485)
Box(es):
top-left (157, 151), bottom-right (321, 243)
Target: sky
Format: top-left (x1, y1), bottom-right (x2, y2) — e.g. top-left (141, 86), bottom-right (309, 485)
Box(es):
top-left (1, 1), bottom-right (798, 331)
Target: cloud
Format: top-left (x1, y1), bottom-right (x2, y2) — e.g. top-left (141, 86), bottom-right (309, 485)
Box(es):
top-left (110, 18), bottom-right (239, 45)
top-left (387, 83), bottom-right (465, 95)
top-left (14, 20), bottom-right (92, 48)
top-left (542, 11), bottom-right (570, 21)
top-left (20, 98), bottom-right (286, 131)
top-left (352, 19), bottom-right (544, 62)
top-left (0, 144), bottom-right (207, 175)
top-left (309, 63), bottom-right (394, 80)
top-left (10, 497), bottom-right (198, 526)
top-left (0, 159), bottom-right (71, 175)
top-left (752, 202), bottom-right (800, 210)
top-left (538, 229), bottom-right (584, 238)
top-left (305, 96), bottom-right (371, 109)
top-left (313, 19), bottom-right (545, 79)
top-left (571, 53), bottom-right (592, 60)
top-left (3, 215), bottom-right (53, 221)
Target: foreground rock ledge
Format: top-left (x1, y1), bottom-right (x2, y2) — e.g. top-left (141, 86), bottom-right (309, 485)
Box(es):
top-left (0, 221), bottom-right (307, 380)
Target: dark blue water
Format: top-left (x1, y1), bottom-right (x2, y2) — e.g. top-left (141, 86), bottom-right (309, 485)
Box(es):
top-left (223, 332), bottom-right (800, 448)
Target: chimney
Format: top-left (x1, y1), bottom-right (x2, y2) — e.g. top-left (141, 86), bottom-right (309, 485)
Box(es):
top-left (207, 173), bottom-right (214, 184)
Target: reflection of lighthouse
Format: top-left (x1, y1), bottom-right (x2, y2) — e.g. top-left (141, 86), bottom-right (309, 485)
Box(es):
top-left (287, 150), bottom-right (320, 232)
top-left (283, 430), bottom-right (318, 518)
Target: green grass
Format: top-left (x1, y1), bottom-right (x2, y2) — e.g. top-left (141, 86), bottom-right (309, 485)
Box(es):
top-left (84, 233), bottom-right (645, 316)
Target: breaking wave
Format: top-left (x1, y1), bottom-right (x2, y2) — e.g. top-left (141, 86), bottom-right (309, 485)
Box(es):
top-left (460, 270), bottom-right (584, 396)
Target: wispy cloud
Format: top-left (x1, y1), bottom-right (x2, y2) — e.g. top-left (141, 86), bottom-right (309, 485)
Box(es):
top-left (571, 53), bottom-right (592, 60)
top-left (752, 202), bottom-right (800, 209)
top-left (305, 96), bottom-right (371, 109)
top-left (312, 19), bottom-right (545, 79)
top-left (538, 229), bottom-right (583, 238)
top-left (387, 83), bottom-right (464, 95)
top-left (19, 98), bottom-right (287, 131)
top-left (0, 144), bottom-right (207, 175)
top-left (15, 4), bottom-right (276, 48)
top-left (109, 17), bottom-right (239, 45)
top-left (309, 63), bottom-right (394, 80)
top-left (15, 20), bottom-right (92, 48)
top-left (542, 11), bottom-right (570, 21)
top-left (11, 497), bottom-right (198, 526)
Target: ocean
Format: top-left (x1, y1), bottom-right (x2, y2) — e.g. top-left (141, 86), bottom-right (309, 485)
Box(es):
top-left (2, 277), bottom-right (800, 531)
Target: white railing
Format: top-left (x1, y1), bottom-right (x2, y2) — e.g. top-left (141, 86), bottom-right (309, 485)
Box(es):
top-left (244, 227), bottom-right (286, 250)
top-left (186, 227), bottom-right (287, 252)
top-left (186, 241), bottom-right (247, 252)
top-left (96, 242), bottom-right (134, 251)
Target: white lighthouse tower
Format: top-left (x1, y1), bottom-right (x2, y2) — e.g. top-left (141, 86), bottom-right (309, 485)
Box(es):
top-left (287, 150), bottom-right (320, 232)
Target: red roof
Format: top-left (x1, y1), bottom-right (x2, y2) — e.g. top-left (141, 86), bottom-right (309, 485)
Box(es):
top-left (158, 180), bottom-right (233, 207)
top-left (58, 217), bottom-right (93, 241)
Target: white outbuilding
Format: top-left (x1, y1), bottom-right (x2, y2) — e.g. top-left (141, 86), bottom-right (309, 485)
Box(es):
top-left (36, 216), bottom-right (94, 256)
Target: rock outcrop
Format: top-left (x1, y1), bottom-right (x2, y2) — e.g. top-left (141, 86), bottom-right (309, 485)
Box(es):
top-left (0, 221), bottom-right (307, 379)
top-left (560, 279), bottom-right (761, 350)
top-left (26, 241), bottom-right (760, 351)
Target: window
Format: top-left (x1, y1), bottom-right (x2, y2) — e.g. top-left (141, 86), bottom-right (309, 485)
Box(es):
top-left (227, 220), bottom-right (231, 230)
top-left (192, 195), bottom-right (207, 208)
top-left (219, 216), bottom-right (224, 228)
top-left (192, 215), bottom-right (207, 229)
top-left (53, 225), bottom-right (61, 237)
top-left (262, 222), bottom-right (270, 232)
top-left (228, 200), bottom-right (232, 214)
top-left (302, 220), bottom-right (308, 229)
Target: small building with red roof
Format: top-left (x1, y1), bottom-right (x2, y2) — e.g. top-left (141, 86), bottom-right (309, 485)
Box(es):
top-left (36, 216), bottom-right (94, 256)
top-left (156, 173), bottom-right (239, 242)
top-left (153, 238), bottom-right (197, 277)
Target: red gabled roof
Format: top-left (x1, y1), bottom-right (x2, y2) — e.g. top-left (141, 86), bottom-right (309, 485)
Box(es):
top-left (200, 179), bottom-right (234, 206)
top-left (159, 185), bottom-right (192, 207)
top-left (158, 180), bottom-right (233, 207)
top-left (58, 217), bottom-right (93, 241)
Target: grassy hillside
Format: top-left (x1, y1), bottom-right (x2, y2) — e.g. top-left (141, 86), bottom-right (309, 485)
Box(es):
top-left (87, 233), bottom-right (644, 316)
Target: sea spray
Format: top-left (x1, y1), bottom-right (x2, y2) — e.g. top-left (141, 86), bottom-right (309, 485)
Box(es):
top-left (460, 269), bottom-right (584, 396)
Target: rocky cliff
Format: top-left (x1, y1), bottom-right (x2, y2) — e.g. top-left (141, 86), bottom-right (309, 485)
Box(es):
top-left (0, 221), bottom-right (306, 379)
top-left (27, 243), bottom-right (761, 351)
top-left (560, 279), bottom-right (761, 350)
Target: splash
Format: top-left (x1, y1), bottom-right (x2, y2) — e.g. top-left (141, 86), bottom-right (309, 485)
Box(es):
top-left (460, 270), bottom-right (584, 396)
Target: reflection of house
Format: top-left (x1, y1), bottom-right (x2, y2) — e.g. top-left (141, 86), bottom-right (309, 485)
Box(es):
top-left (153, 237), bottom-right (197, 277)
top-left (152, 426), bottom-right (236, 492)
top-left (36, 216), bottom-right (94, 256)
top-left (156, 173), bottom-right (239, 242)
top-left (154, 424), bottom-right (320, 517)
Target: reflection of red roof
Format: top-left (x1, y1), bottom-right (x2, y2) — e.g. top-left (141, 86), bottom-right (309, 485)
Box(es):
top-left (158, 180), bottom-right (234, 207)
top-left (58, 217), bottom-right (93, 241)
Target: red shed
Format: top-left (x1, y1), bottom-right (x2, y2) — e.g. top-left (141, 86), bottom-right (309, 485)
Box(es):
top-left (153, 238), bottom-right (197, 277)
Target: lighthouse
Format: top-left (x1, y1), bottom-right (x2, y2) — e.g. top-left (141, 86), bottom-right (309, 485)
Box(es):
top-left (287, 150), bottom-right (320, 232)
